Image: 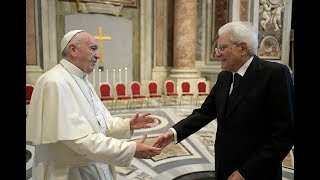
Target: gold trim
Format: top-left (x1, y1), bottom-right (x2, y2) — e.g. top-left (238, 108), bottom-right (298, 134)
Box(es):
top-left (73, 0), bottom-right (138, 8)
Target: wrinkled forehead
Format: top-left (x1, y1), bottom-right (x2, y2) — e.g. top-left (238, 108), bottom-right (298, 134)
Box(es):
top-left (78, 32), bottom-right (98, 45)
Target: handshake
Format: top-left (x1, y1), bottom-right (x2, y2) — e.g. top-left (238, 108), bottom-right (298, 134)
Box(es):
top-left (129, 113), bottom-right (175, 159)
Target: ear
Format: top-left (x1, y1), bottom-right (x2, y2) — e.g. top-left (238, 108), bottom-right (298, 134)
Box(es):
top-left (69, 44), bottom-right (77, 56)
top-left (239, 42), bottom-right (247, 52)
top-left (238, 42), bottom-right (249, 57)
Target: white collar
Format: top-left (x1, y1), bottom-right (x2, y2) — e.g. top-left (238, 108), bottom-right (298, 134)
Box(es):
top-left (234, 56), bottom-right (253, 77)
top-left (59, 59), bottom-right (87, 79)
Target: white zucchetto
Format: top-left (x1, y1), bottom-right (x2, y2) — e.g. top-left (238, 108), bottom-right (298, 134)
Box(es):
top-left (60, 30), bottom-right (84, 53)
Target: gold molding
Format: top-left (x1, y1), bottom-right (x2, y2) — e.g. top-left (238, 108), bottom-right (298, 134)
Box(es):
top-left (74, 0), bottom-right (138, 8)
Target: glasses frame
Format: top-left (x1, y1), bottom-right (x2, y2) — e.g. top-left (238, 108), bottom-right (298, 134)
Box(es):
top-left (215, 43), bottom-right (237, 53)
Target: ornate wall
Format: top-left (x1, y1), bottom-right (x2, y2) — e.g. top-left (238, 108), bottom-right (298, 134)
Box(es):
top-left (26, 0), bottom-right (293, 92)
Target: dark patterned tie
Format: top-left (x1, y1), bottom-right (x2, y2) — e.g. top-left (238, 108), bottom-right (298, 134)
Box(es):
top-left (231, 73), bottom-right (241, 94)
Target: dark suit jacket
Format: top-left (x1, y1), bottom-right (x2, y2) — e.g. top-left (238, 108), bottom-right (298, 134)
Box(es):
top-left (173, 56), bottom-right (294, 180)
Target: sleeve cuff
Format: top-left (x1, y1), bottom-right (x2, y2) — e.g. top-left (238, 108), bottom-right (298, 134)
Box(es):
top-left (169, 128), bottom-right (178, 143)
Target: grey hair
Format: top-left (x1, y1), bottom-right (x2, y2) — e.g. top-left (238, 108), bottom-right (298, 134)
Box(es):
top-left (61, 33), bottom-right (83, 57)
top-left (218, 21), bottom-right (258, 55)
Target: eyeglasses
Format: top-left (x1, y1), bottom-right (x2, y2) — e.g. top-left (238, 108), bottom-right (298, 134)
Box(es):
top-left (215, 43), bottom-right (236, 53)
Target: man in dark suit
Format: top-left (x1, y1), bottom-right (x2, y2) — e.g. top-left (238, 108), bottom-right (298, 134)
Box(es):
top-left (152, 21), bottom-right (294, 180)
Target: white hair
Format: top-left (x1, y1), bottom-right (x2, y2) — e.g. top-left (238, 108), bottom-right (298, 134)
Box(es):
top-left (218, 21), bottom-right (258, 55)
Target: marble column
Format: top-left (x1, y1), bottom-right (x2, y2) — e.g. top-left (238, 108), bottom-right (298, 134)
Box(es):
top-left (172, 0), bottom-right (196, 70)
top-left (168, 0), bottom-right (204, 96)
top-left (140, 0), bottom-right (153, 86)
top-left (152, 0), bottom-right (171, 92)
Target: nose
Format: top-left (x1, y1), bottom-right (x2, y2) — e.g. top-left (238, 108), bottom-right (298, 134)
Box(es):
top-left (214, 51), bottom-right (221, 58)
top-left (95, 52), bottom-right (100, 59)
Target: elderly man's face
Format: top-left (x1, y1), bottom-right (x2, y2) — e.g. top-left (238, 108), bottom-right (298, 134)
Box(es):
top-left (75, 32), bottom-right (100, 74)
top-left (214, 32), bottom-right (243, 72)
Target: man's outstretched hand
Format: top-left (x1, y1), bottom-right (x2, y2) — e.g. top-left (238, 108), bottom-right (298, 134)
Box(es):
top-left (152, 130), bottom-right (174, 149)
top-left (130, 113), bottom-right (155, 130)
top-left (134, 133), bottom-right (162, 159)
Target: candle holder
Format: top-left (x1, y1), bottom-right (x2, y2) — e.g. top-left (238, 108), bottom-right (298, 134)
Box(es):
top-left (98, 69), bottom-right (101, 87)
top-left (113, 69), bottom-right (116, 85)
top-left (106, 70), bottom-right (109, 83)
top-left (125, 67), bottom-right (128, 84)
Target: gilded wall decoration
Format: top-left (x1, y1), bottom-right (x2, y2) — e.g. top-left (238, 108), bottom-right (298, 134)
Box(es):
top-left (74, 0), bottom-right (138, 8)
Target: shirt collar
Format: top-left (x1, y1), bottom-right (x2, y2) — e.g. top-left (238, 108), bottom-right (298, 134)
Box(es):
top-left (60, 59), bottom-right (87, 79)
top-left (234, 56), bottom-right (253, 77)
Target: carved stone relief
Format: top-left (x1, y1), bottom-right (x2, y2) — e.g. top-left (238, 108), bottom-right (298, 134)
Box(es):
top-left (258, 0), bottom-right (288, 60)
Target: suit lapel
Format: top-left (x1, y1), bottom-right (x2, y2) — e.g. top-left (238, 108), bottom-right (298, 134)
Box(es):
top-left (217, 72), bottom-right (233, 118)
top-left (224, 57), bottom-right (263, 118)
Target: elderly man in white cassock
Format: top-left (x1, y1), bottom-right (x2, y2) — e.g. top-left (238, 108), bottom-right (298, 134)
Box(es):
top-left (26, 30), bottom-right (162, 180)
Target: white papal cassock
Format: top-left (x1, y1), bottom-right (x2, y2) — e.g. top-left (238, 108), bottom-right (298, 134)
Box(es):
top-left (26, 59), bottom-right (136, 180)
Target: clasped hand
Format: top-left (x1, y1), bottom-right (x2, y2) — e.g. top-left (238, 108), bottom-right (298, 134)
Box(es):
top-left (136, 129), bottom-right (174, 159)
top-left (130, 113), bottom-right (162, 159)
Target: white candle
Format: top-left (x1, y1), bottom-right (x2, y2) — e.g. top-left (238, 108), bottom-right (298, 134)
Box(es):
top-left (93, 69), bottom-right (96, 89)
top-left (119, 69), bottom-right (122, 82)
top-left (113, 69), bottom-right (116, 85)
top-left (98, 69), bottom-right (101, 86)
top-left (125, 67), bottom-right (128, 84)
top-left (106, 70), bottom-right (109, 83)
